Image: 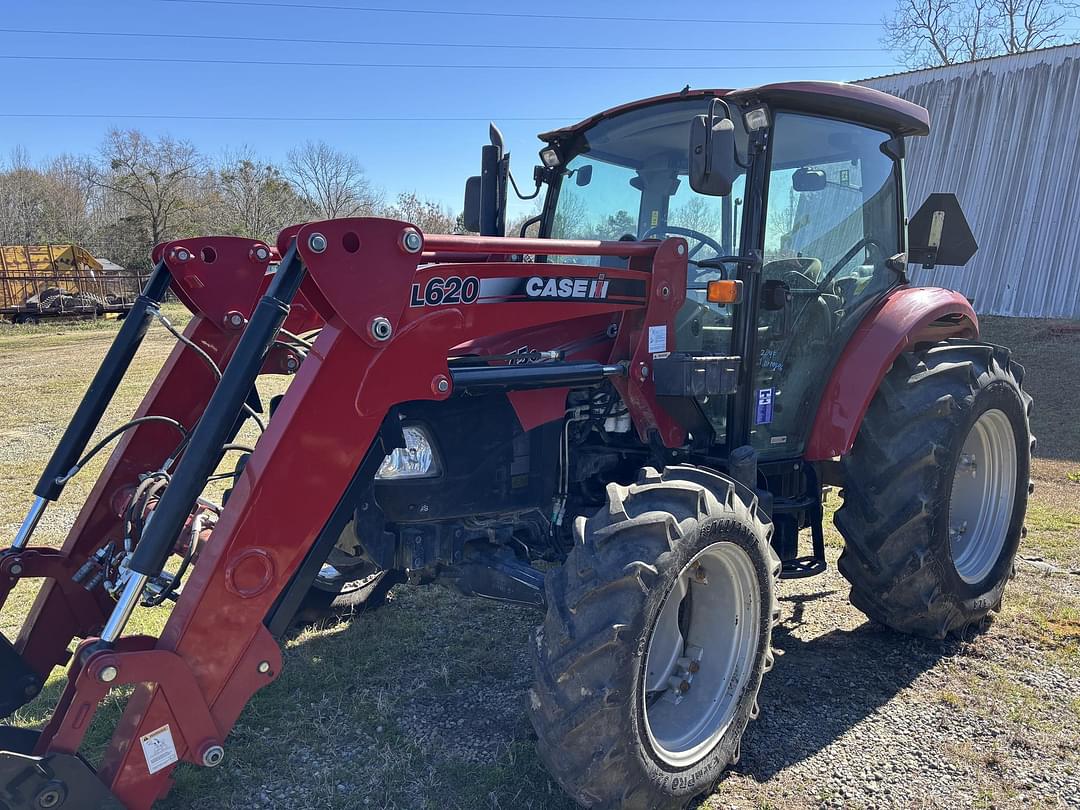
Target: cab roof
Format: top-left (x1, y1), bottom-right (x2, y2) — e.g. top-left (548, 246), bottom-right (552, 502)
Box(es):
top-left (538, 81), bottom-right (930, 143)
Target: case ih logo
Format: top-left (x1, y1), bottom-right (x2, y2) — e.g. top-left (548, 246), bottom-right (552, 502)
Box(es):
top-left (525, 275), bottom-right (609, 300)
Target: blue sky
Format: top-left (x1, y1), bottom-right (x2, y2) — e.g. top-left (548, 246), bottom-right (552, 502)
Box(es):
top-left (0, 0), bottom-right (908, 214)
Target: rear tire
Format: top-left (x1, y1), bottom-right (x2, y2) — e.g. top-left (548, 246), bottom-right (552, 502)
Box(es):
top-left (529, 465), bottom-right (779, 809)
top-left (836, 340), bottom-right (1032, 639)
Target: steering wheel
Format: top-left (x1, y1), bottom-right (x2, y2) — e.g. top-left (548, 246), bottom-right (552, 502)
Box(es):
top-left (640, 225), bottom-right (724, 261)
top-left (762, 257), bottom-right (823, 291)
top-left (815, 237), bottom-right (886, 297)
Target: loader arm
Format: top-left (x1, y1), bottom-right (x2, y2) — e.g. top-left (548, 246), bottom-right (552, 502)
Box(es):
top-left (0, 218), bottom-right (687, 809)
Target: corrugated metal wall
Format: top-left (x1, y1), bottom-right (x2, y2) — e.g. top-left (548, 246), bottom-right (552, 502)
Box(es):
top-left (860, 45), bottom-right (1080, 319)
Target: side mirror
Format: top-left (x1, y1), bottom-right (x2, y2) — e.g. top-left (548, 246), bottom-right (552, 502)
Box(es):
top-left (461, 123), bottom-right (510, 235)
top-left (908, 193), bottom-right (978, 269)
top-left (574, 164), bottom-right (593, 187)
top-left (689, 103), bottom-right (736, 196)
top-left (462, 175), bottom-right (482, 233)
top-left (792, 167), bottom-right (827, 192)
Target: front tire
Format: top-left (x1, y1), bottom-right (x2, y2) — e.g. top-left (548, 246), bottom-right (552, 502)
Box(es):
top-left (529, 466), bottom-right (779, 809)
top-left (295, 550), bottom-right (400, 623)
top-left (836, 340), bottom-right (1032, 639)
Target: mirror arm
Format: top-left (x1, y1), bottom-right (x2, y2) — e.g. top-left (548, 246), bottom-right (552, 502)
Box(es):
top-left (509, 168), bottom-right (542, 201)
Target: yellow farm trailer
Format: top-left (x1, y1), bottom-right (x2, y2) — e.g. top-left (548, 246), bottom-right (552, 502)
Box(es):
top-left (0, 245), bottom-right (142, 323)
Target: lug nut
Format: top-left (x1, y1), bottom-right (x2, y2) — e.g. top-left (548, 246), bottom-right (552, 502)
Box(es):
top-left (370, 316), bottom-right (393, 341)
top-left (668, 675), bottom-right (691, 694)
top-left (98, 665), bottom-right (118, 683)
top-left (308, 233), bottom-right (327, 253)
top-left (201, 745), bottom-right (225, 768)
top-left (688, 660), bottom-right (700, 674)
top-left (401, 229), bottom-right (423, 254)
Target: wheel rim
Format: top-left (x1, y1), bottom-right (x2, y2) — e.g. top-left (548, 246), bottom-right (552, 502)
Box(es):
top-left (642, 541), bottom-right (761, 768)
top-left (948, 408), bottom-right (1018, 585)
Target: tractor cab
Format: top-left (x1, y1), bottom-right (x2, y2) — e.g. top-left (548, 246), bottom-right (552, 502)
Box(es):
top-left (538, 86), bottom-right (922, 461)
top-left (467, 83), bottom-right (973, 462)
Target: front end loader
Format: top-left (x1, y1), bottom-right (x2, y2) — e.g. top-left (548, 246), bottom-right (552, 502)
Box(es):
top-left (0, 81), bottom-right (1031, 809)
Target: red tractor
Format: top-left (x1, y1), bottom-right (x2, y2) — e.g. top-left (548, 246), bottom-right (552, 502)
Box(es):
top-left (0, 82), bottom-right (1030, 809)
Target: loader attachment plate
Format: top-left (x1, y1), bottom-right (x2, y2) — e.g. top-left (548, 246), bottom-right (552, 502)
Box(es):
top-left (0, 742), bottom-right (122, 809)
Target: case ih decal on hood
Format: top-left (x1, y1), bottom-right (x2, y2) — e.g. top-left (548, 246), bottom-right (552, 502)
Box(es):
top-left (410, 273), bottom-right (647, 307)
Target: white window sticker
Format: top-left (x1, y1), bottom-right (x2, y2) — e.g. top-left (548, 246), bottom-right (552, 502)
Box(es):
top-left (140, 724), bottom-right (179, 774)
top-left (648, 325), bottom-right (667, 354)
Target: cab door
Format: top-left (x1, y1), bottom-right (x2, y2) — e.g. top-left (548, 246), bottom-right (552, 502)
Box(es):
top-left (750, 113), bottom-right (903, 457)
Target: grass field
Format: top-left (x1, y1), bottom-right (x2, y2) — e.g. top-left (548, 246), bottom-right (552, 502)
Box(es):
top-left (0, 312), bottom-right (1077, 808)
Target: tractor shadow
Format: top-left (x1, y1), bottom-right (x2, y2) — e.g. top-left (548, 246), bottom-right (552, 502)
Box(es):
top-left (728, 588), bottom-right (949, 782)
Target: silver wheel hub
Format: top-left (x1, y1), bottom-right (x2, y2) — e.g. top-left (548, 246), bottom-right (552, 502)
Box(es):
top-left (948, 408), bottom-right (1018, 585)
top-left (642, 541), bottom-right (760, 768)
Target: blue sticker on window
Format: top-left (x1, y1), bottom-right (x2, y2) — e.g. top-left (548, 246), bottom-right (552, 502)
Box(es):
top-left (756, 388), bottom-right (774, 425)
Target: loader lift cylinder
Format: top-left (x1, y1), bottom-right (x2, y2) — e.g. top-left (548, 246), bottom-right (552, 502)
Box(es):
top-left (32, 261), bottom-right (172, 503)
top-left (10, 262), bottom-right (172, 552)
top-left (123, 245), bottom-right (305, 590)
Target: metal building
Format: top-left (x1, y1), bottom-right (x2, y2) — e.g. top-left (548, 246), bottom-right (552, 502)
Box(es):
top-left (859, 43), bottom-right (1080, 319)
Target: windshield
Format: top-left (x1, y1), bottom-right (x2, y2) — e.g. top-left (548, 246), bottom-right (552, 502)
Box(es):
top-left (547, 98), bottom-right (749, 268)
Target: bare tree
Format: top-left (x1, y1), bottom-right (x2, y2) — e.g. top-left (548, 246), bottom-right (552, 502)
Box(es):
top-left (89, 129), bottom-right (204, 247)
top-left (383, 191), bottom-right (456, 234)
top-left (882, 0), bottom-right (1077, 67)
top-left (0, 149), bottom-right (50, 244)
top-left (995, 0), bottom-right (1077, 52)
top-left (285, 140), bottom-right (381, 220)
top-left (670, 197), bottom-right (723, 237)
top-left (216, 148), bottom-right (312, 242)
top-left (42, 154), bottom-right (96, 244)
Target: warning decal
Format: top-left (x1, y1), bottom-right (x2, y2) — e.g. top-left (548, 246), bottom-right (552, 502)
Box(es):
top-left (648, 325), bottom-right (667, 354)
top-left (140, 724), bottom-right (179, 774)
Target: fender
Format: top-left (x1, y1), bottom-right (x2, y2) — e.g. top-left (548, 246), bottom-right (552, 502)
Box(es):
top-left (804, 286), bottom-right (978, 461)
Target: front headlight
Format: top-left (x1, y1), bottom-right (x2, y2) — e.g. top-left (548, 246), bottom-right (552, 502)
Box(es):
top-left (376, 426), bottom-right (439, 480)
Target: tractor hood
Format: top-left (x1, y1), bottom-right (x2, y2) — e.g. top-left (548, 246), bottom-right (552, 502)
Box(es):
top-left (538, 81), bottom-right (930, 147)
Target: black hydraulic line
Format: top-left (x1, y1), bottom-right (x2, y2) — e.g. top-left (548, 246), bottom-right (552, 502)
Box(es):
top-left (33, 261), bottom-right (172, 501)
top-left (59, 416), bottom-right (187, 483)
top-left (127, 245), bottom-right (305, 579)
top-left (449, 362), bottom-right (624, 394)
